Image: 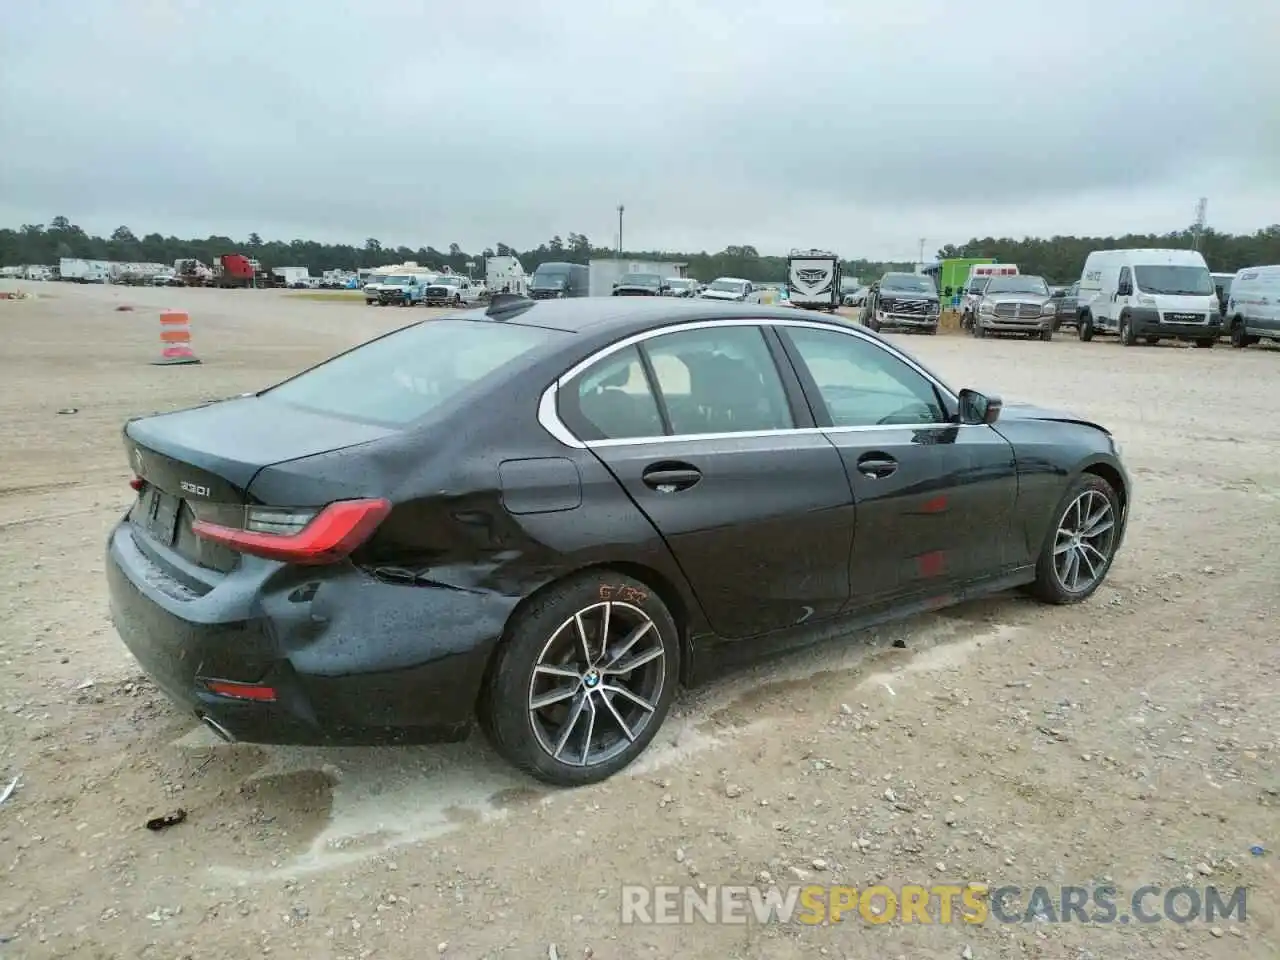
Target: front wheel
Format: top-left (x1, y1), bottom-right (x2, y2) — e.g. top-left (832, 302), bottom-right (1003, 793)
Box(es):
top-left (1119, 315), bottom-right (1137, 346)
top-left (1077, 315), bottom-right (1094, 341)
top-left (452, 294), bottom-right (462, 307)
top-left (1230, 321), bottom-right (1249, 348)
top-left (1028, 473), bottom-right (1121, 604)
top-left (1040, 329), bottom-right (1053, 342)
top-left (483, 572), bottom-right (680, 786)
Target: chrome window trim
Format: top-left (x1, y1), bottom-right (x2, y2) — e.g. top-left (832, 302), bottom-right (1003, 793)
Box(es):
top-left (537, 317), bottom-right (963, 449)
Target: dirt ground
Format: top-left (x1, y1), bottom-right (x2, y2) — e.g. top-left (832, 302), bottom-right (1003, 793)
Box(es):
top-left (0, 282), bottom-right (1276, 960)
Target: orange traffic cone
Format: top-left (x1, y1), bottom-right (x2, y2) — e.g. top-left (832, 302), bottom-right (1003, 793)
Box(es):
top-left (152, 309), bottom-right (201, 365)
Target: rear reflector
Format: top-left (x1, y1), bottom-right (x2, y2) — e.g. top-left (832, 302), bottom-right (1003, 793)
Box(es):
top-left (203, 680), bottom-right (278, 702)
top-left (191, 498), bottom-right (391, 565)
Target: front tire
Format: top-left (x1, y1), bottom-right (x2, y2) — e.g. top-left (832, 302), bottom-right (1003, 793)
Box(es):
top-left (1028, 474), bottom-right (1121, 604)
top-left (1230, 320), bottom-right (1249, 348)
top-left (1119, 315), bottom-right (1137, 346)
top-left (1077, 314), bottom-right (1094, 341)
top-left (1040, 329), bottom-right (1053, 342)
top-left (484, 571), bottom-right (680, 786)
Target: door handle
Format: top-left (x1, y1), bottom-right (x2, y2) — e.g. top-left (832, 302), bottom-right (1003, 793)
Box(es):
top-left (856, 454), bottom-right (898, 479)
top-left (642, 465), bottom-right (702, 492)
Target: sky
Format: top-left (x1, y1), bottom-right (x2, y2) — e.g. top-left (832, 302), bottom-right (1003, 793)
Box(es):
top-left (2, 0), bottom-right (1277, 261)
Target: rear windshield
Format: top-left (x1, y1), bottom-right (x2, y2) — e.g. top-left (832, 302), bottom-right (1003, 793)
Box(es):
top-left (262, 319), bottom-right (558, 425)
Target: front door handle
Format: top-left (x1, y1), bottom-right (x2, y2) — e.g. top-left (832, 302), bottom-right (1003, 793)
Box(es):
top-left (856, 454), bottom-right (898, 479)
top-left (642, 464), bottom-right (702, 492)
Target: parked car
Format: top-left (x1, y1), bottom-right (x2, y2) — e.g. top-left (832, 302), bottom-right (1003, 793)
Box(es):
top-left (862, 273), bottom-right (940, 333)
top-left (1224, 264), bottom-right (1280, 349)
top-left (106, 298), bottom-right (1130, 786)
top-left (699, 277), bottom-right (760, 302)
top-left (971, 274), bottom-right (1057, 340)
top-left (612, 273), bottom-right (666, 296)
top-left (842, 286), bottom-right (868, 307)
top-left (1051, 281), bottom-right (1080, 331)
top-left (370, 274), bottom-right (429, 307)
top-left (664, 278), bottom-right (698, 298)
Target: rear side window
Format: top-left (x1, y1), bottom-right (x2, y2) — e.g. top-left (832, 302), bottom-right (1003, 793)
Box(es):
top-left (263, 319), bottom-right (557, 425)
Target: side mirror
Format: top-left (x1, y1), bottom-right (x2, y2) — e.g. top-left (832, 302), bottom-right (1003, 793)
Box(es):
top-left (958, 388), bottom-right (1002, 425)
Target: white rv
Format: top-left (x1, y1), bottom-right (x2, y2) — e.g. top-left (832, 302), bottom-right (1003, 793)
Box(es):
top-left (1076, 248), bottom-right (1220, 347)
top-left (485, 255), bottom-right (528, 296)
top-left (786, 249), bottom-right (841, 311)
top-left (1224, 264), bottom-right (1280, 349)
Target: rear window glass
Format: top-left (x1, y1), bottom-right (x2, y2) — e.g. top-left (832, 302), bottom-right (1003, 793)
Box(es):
top-left (262, 319), bottom-right (558, 425)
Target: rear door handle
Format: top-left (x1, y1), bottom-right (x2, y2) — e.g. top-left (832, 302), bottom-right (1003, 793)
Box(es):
top-left (856, 454), bottom-right (898, 479)
top-left (642, 465), bottom-right (702, 492)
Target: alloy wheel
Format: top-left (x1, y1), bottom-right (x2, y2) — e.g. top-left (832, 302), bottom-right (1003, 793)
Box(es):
top-left (1052, 489), bottom-right (1117, 594)
top-left (527, 601), bottom-right (666, 768)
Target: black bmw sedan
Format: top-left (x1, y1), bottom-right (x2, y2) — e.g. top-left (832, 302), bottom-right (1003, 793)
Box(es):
top-left (107, 295), bottom-right (1130, 786)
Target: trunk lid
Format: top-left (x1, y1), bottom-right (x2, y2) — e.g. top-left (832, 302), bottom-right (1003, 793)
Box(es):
top-left (124, 396), bottom-right (397, 572)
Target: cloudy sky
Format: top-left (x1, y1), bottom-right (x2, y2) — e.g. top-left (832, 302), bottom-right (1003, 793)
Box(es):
top-left (2, 0), bottom-right (1276, 260)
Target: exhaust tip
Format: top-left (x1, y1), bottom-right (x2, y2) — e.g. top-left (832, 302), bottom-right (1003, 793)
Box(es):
top-left (199, 715), bottom-right (236, 743)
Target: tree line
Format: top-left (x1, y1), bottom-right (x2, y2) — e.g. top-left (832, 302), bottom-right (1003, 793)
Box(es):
top-left (3, 216), bottom-right (1278, 285)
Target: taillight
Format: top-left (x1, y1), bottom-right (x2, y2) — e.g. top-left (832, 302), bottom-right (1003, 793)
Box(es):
top-left (191, 498), bottom-right (391, 565)
top-left (129, 476), bottom-right (145, 491)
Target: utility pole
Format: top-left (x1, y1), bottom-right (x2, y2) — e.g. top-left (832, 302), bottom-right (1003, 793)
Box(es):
top-left (1192, 197), bottom-right (1208, 251)
top-left (617, 205), bottom-right (624, 259)
top-left (918, 238), bottom-right (927, 269)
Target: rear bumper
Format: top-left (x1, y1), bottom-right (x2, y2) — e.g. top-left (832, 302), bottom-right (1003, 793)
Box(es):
top-left (105, 522), bottom-right (512, 745)
top-left (1127, 308), bottom-right (1220, 339)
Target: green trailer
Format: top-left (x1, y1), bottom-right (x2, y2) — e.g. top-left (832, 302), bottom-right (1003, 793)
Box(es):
top-left (925, 258), bottom-right (995, 309)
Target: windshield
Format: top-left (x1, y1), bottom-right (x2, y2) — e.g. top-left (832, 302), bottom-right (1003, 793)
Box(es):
top-left (667, 278), bottom-right (693, 288)
top-left (967, 277), bottom-right (990, 294)
top-left (531, 269), bottom-right (568, 287)
top-left (621, 273), bottom-right (662, 286)
top-left (433, 276), bottom-right (460, 286)
top-left (382, 275), bottom-right (413, 285)
top-left (1134, 265), bottom-right (1214, 296)
top-left (709, 279), bottom-right (744, 292)
top-left (985, 275), bottom-right (1049, 296)
top-left (264, 319), bottom-right (559, 426)
top-left (881, 274), bottom-right (935, 294)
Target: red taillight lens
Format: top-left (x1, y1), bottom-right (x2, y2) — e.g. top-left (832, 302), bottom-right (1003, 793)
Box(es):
top-left (191, 498), bottom-right (391, 565)
top-left (203, 680), bottom-right (277, 702)
top-left (129, 476), bottom-right (145, 491)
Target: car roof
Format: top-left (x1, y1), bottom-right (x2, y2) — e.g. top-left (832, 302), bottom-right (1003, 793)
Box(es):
top-left (449, 296), bottom-right (837, 337)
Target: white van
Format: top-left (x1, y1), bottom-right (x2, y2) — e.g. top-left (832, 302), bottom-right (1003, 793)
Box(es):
top-left (1224, 264), bottom-right (1280, 349)
top-left (1075, 248), bottom-right (1220, 347)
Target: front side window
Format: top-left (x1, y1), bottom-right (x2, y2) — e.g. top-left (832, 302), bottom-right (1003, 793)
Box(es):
top-left (644, 326), bottom-right (793, 435)
top-left (784, 327), bottom-right (947, 428)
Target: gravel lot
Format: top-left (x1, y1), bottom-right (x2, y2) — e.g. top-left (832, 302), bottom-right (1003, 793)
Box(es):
top-left (0, 282), bottom-right (1276, 959)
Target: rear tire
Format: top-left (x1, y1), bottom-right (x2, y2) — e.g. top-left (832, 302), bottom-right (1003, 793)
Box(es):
top-left (1028, 473), bottom-right (1121, 605)
top-left (483, 571), bottom-right (680, 786)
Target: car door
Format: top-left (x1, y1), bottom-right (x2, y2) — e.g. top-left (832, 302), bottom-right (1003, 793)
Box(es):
top-left (775, 323), bottom-right (1019, 610)
top-left (558, 322), bottom-right (855, 639)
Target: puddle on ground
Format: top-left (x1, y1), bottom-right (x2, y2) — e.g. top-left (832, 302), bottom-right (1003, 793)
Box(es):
top-left (195, 604), bottom-right (1024, 880)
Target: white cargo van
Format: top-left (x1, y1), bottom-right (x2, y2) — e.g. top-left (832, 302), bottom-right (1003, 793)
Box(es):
top-left (1075, 248), bottom-right (1220, 347)
top-left (1224, 264), bottom-right (1280, 349)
